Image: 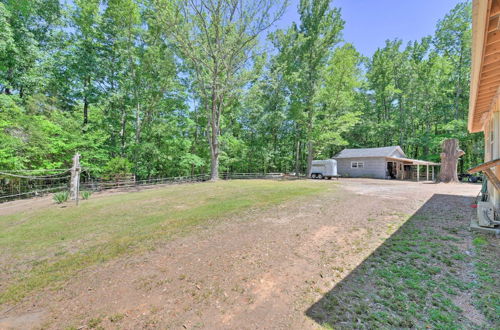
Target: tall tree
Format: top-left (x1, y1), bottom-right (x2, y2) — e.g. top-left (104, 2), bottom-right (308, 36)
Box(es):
top-left (282, 0), bottom-right (344, 176)
top-left (153, 0), bottom-right (287, 180)
top-left (68, 0), bottom-right (103, 126)
top-left (314, 44), bottom-right (362, 158)
top-left (0, 0), bottom-right (61, 96)
top-left (433, 1), bottom-right (472, 121)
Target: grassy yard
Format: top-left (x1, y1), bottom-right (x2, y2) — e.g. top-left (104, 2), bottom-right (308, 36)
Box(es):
top-left (0, 179), bottom-right (330, 305)
top-left (306, 193), bottom-right (499, 329)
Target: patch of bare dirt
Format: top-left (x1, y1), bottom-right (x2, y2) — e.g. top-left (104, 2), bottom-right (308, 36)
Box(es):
top-left (0, 179), bottom-right (482, 329)
top-left (0, 182), bottom-right (203, 217)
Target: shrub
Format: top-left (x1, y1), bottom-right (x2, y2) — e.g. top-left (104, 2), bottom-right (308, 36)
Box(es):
top-left (53, 191), bottom-right (69, 204)
top-left (104, 157), bottom-right (132, 179)
top-left (80, 190), bottom-right (92, 200)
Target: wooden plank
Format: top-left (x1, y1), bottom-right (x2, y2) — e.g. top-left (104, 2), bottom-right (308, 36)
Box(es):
top-left (479, 75), bottom-right (500, 86)
top-left (476, 98), bottom-right (496, 108)
top-left (467, 158), bottom-right (500, 173)
top-left (479, 68), bottom-right (500, 81)
top-left (481, 58), bottom-right (500, 73)
top-left (491, 0), bottom-right (500, 17)
top-left (478, 83), bottom-right (500, 94)
top-left (473, 105), bottom-right (490, 117)
top-left (484, 168), bottom-right (500, 191)
top-left (478, 78), bottom-right (500, 90)
top-left (485, 39), bottom-right (500, 56)
top-left (475, 100), bottom-right (493, 108)
top-left (476, 95), bottom-right (496, 104)
top-left (476, 91), bottom-right (498, 103)
top-left (477, 87), bottom-right (499, 96)
top-left (476, 100), bottom-right (493, 109)
top-left (483, 52), bottom-right (500, 65)
top-left (487, 29), bottom-right (500, 45)
top-left (479, 66), bottom-right (500, 79)
top-left (488, 16), bottom-right (499, 33)
top-left (474, 100), bottom-right (492, 108)
top-left (480, 83), bottom-right (500, 93)
top-left (477, 93), bottom-right (497, 102)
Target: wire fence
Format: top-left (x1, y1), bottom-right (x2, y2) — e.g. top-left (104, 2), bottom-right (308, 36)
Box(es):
top-left (221, 172), bottom-right (305, 180)
top-left (0, 169), bottom-right (71, 202)
top-left (0, 170), bottom-right (304, 204)
top-left (79, 173), bottom-right (212, 192)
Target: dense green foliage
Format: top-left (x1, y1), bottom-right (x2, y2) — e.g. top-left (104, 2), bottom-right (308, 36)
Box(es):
top-left (0, 0), bottom-right (480, 178)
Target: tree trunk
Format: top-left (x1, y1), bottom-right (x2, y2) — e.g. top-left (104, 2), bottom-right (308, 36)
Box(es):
top-left (135, 103), bottom-right (141, 143)
top-left (454, 49), bottom-right (463, 121)
top-left (295, 139), bottom-right (301, 176)
top-left (209, 89), bottom-right (219, 181)
top-left (83, 97), bottom-right (89, 126)
top-left (306, 140), bottom-right (314, 177)
top-left (210, 129), bottom-right (219, 181)
top-left (438, 138), bottom-right (464, 183)
top-left (83, 76), bottom-right (90, 126)
top-left (120, 109), bottom-right (126, 156)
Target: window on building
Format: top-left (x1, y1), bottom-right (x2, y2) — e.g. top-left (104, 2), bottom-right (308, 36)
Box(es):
top-left (351, 161), bottom-right (364, 168)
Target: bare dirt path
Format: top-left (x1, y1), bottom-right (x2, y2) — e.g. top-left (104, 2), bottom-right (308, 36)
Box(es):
top-left (0, 179), bottom-right (482, 329)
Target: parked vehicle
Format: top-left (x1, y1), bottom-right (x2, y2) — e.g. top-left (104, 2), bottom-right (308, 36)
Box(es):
top-left (458, 173), bottom-right (483, 183)
top-left (310, 159), bottom-right (338, 179)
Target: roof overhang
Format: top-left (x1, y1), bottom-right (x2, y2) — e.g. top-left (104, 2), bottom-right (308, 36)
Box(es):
top-left (386, 157), bottom-right (440, 166)
top-left (468, 0), bottom-right (500, 133)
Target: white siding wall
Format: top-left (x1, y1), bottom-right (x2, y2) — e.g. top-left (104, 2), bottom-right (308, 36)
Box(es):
top-left (336, 157), bottom-right (387, 179)
top-left (488, 111), bottom-right (500, 207)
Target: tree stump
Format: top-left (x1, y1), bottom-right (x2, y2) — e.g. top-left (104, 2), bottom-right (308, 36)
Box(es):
top-left (438, 139), bottom-right (464, 183)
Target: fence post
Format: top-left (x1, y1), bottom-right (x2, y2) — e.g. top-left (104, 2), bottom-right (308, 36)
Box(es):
top-left (70, 153), bottom-right (81, 202)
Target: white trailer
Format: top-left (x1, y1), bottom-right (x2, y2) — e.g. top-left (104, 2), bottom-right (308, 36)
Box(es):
top-left (310, 159), bottom-right (338, 180)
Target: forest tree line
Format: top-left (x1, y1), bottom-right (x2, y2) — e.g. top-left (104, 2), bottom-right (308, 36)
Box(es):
top-left (0, 0), bottom-right (482, 179)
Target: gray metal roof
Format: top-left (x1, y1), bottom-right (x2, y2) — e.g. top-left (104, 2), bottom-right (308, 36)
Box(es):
top-left (334, 146), bottom-right (406, 159)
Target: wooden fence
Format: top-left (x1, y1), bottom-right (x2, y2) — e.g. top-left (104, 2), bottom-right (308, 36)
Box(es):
top-left (0, 170), bottom-right (306, 204)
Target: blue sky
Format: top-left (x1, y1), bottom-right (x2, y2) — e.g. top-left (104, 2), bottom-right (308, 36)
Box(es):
top-left (269, 0), bottom-right (465, 57)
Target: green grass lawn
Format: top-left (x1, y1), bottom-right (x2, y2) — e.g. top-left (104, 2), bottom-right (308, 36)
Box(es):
top-left (0, 179), bottom-right (330, 305)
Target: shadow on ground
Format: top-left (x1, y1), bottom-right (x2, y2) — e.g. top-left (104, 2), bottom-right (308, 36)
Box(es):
top-left (306, 193), bottom-right (492, 329)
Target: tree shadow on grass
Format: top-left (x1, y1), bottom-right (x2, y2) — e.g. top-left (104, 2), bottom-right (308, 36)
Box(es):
top-left (305, 193), bottom-right (487, 329)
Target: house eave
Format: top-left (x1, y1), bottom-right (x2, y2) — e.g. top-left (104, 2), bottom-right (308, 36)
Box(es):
top-left (469, 0), bottom-right (496, 133)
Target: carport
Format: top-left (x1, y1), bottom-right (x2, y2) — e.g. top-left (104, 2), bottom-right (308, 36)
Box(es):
top-left (386, 157), bottom-right (440, 181)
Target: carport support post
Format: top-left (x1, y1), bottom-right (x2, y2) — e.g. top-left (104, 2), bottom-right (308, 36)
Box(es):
top-left (417, 164), bottom-right (420, 182)
top-left (426, 164), bottom-right (429, 181)
top-left (432, 166), bottom-right (435, 181)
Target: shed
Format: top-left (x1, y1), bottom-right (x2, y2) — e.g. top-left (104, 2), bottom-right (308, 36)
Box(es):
top-left (333, 146), bottom-right (440, 181)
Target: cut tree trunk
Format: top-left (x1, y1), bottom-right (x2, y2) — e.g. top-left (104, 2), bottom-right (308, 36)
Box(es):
top-left (438, 138), bottom-right (464, 183)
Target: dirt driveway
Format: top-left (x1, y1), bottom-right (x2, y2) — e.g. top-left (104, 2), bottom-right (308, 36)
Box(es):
top-left (0, 179), bottom-right (483, 329)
